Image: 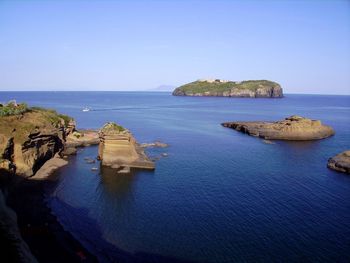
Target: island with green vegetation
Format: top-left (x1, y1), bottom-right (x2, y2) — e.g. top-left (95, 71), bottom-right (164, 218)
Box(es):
top-left (172, 79), bottom-right (283, 98)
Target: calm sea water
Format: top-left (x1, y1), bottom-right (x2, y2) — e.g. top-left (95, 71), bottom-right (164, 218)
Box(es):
top-left (1, 92), bottom-right (350, 262)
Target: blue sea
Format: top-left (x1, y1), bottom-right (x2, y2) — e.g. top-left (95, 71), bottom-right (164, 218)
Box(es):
top-left (1, 92), bottom-right (350, 262)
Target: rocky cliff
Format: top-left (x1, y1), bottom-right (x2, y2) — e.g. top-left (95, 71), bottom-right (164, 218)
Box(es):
top-left (172, 79), bottom-right (283, 98)
top-left (98, 122), bottom-right (155, 172)
top-left (0, 108), bottom-right (73, 177)
top-left (222, 115), bottom-right (334, 140)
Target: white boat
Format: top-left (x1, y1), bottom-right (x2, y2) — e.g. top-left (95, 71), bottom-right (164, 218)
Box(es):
top-left (82, 107), bottom-right (91, 112)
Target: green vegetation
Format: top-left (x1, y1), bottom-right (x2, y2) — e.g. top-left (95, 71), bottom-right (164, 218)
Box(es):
top-left (101, 122), bottom-right (126, 134)
top-left (0, 104), bottom-right (73, 150)
top-left (29, 106), bottom-right (72, 127)
top-left (173, 80), bottom-right (281, 95)
top-left (72, 131), bottom-right (84, 138)
top-left (0, 101), bottom-right (29, 116)
top-left (0, 102), bottom-right (72, 127)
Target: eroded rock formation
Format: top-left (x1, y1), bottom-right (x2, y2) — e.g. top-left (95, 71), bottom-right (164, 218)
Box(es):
top-left (63, 129), bottom-right (99, 156)
top-left (327, 151), bottom-right (350, 174)
top-left (98, 122), bottom-right (155, 171)
top-left (222, 115), bottom-right (334, 140)
top-left (0, 109), bottom-right (71, 177)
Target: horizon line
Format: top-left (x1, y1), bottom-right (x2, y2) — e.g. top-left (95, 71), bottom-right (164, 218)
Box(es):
top-left (0, 90), bottom-right (349, 96)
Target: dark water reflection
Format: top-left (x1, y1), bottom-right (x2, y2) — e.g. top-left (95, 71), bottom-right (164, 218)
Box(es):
top-left (48, 195), bottom-right (194, 263)
top-left (99, 166), bottom-right (136, 198)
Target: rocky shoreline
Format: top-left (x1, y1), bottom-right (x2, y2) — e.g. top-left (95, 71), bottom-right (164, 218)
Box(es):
top-left (0, 106), bottom-right (157, 262)
top-left (0, 108), bottom-right (99, 262)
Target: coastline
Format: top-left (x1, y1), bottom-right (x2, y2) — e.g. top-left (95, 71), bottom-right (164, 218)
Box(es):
top-left (1, 93), bottom-right (349, 262)
top-left (0, 125), bottom-right (160, 262)
top-left (0, 126), bottom-right (102, 262)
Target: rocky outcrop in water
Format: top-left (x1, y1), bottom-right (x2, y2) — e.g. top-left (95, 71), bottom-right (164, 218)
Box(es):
top-left (65, 129), bottom-right (99, 148)
top-left (140, 141), bottom-right (168, 148)
top-left (98, 122), bottom-right (155, 172)
top-left (327, 151), bottom-right (350, 174)
top-left (63, 129), bottom-right (99, 157)
top-left (222, 115), bottom-right (334, 140)
top-left (173, 79), bottom-right (283, 98)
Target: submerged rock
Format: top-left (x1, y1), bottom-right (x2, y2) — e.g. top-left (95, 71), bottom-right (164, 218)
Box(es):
top-left (83, 157), bottom-right (96, 164)
top-left (327, 151), bottom-right (350, 174)
top-left (98, 122), bottom-right (155, 170)
top-left (62, 147), bottom-right (77, 156)
top-left (222, 115), bottom-right (334, 140)
top-left (140, 141), bottom-right (168, 148)
top-left (263, 139), bottom-right (275, 145)
top-left (117, 166), bottom-right (131, 174)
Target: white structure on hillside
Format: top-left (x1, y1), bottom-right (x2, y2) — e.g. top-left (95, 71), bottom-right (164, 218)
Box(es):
top-left (198, 78), bottom-right (229, 83)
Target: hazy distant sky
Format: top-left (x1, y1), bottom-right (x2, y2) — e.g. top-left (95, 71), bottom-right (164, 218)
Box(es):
top-left (0, 0), bottom-right (349, 94)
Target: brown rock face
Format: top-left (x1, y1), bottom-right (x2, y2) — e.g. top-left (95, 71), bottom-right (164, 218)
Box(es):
top-left (31, 154), bottom-right (68, 180)
top-left (222, 115), bottom-right (334, 140)
top-left (98, 122), bottom-right (154, 171)
top-left (0, 109), bottom-right (72, 177)
top-left (18, 130), bottom-right (65, 176)
top-left (327, 151), bottom-right (350, 174)
top-left (1, 130), bottom-right (65, 177)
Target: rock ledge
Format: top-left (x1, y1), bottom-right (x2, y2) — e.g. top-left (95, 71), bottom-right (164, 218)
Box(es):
top-left (222, 115), bottom-right (334, 140)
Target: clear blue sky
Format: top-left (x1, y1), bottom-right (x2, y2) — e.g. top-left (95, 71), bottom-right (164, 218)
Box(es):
top-left (0, 0), bottom-right (349, 94)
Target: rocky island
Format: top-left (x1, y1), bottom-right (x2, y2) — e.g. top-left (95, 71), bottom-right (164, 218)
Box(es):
top-left (98, 122), bottom-right (155, 173)
top-left (172, 79), bottom-right (283, 98)
top-left (222, 115), bottom-right (334, 140)
top-left (327, 151), bottom-right (350, 174)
